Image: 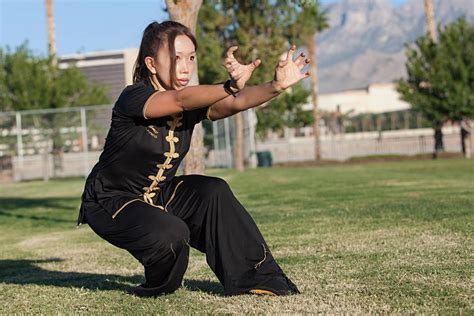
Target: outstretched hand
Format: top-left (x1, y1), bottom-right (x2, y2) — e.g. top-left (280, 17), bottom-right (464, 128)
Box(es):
top-left (223, 46), bottom-right (261, 90)
top-left (271, 45), bottom-right (310, 92)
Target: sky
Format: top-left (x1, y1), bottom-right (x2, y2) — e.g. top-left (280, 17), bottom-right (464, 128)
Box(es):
top-left (0, 0), bottom-right (408, 57)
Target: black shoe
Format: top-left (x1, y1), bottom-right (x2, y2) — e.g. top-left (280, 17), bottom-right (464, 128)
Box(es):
top-left (281, 272), bottom-right (301, 294)
top-left (127, 283), bottom-right (174, 298)
top-left (248, 274), bottom-right (300, 296)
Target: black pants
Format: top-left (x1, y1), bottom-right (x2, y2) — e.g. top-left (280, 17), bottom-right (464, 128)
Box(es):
top-left (84, 174), bottom-right (298, 296)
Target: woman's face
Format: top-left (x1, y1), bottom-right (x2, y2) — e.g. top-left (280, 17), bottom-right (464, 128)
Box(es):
top-left (154, 34), bottom-right (196, 90)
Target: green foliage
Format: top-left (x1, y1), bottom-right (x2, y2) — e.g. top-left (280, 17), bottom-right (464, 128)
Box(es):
top-left (255, 83), bottom-right (313, 138)
top-left (0, 43), bottom-right (111, 170)
top-left (197, 0), bottom-right (288, 85)
top-left (281, 0), bottom-right (329, 46)
top-left (0, 42), bottom-right (110, 112)
top-left (396, 16), bottom-right (474, 126)
top-left (197, 0), bottom-right (327, 136)
top-left (196, 1), bottom-right (230, 85)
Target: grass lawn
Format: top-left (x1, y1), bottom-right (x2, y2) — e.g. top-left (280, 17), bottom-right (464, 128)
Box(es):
top-left (0, 158), bottom-right (472, 313)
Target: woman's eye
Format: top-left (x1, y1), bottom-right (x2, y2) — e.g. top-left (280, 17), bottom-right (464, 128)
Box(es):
top-left (190, 56), bottom-right (195, 61)
top-left (176, 56), bottom-right (180, 60)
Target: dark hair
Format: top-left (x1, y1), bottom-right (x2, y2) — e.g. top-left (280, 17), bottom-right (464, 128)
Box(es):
top-left (133, 21), bottom-right (197, 89)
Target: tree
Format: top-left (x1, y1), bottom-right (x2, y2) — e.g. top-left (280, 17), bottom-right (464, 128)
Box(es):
top-left (45, 0), bottom-right (57, 66)
top-left (424, 0), bottom-right (437, 42)
top-left (436, 17), bottom-right (474, 156)
top-left (165, 0), bottom-right (206, 175)
top-left (197, 0), bottom-right (317, 169)
top-left (255, 83), bottom-right (312, 139)
top-left (423, 0), bottom-right (445, 156)
top-left (0, 44), bottom-right (110, 111)
top-left (397, 17), bottom-right (474, 158)
top-left (0, 43), bottom-right (110, 175)
top-left (283, 0), bottom-right (329, 161)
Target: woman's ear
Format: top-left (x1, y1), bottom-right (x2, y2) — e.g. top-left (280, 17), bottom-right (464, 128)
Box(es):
top-left (144, 56), bottom-right (157, 75)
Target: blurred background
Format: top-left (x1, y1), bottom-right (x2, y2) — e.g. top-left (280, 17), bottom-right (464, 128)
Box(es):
top-left (0, 0), bottom-right (473, 182)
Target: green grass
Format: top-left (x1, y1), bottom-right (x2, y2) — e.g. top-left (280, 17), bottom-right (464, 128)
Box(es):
top-left (0, 159), bottom-right (472, 313)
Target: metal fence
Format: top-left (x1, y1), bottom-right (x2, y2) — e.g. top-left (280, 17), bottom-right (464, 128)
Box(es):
top-left (0, 105), bottom-right (111, 182)
top-left (0, 105), bottom-right (470, 182)
top-left (0, 105), bottom-right (255, 182)
top-left (205, 108), bottom-right (257, 169)
top-left (257, 127), bottom-right (465, 163)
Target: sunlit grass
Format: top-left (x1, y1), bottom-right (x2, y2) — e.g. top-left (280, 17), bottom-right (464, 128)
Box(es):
top-left (1, 159), bottom-right (472, 313)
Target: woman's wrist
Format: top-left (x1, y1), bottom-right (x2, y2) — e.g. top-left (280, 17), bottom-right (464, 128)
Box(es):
top-left (224, 79), bottom-right (240, 97)
top-left (270, 80), bottom-right (285, 93)
top-left (230, 79), bottom-right (240, 90)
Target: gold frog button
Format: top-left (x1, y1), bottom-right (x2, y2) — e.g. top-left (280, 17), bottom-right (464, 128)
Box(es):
top-left (146, 125), bottom-right (159, 138)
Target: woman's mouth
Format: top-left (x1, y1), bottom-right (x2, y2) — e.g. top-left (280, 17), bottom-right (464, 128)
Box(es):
top-left (178, 79), bottom-right (189, 85)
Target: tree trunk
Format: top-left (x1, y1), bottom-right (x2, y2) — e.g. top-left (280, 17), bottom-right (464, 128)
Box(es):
top-left (308, 34), bottom-right (321, 161)
top-left (460, 120), bottom-right (470, 158)
top-left (232, 45), bottom-right (259, 172)
top-left (433, 122), bottom-right (444, 159)
top-left (423, 0), bottom-right (437, 41)
top-left (165, 0), bottom-right (205, 175)
top-left (45, 0), bottom-right (57, 66)
top-left (467, 120), bottom-right (474, 159)
top-left (234, 112), bottom-right (244, 171)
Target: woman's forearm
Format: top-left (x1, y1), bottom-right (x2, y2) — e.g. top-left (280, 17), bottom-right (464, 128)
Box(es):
top-left (232, 81), bottom-right (282, 111)
top-left (177, 82), bottom-right (236, 111)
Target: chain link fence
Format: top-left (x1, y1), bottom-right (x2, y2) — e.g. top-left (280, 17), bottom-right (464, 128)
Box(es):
top-left (0, 106), bottom-right (470, 182)
top-left (0, 105), bottom-right (256, 182)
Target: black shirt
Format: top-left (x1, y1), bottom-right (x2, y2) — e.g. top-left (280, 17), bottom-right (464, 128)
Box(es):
top-left (77, 79), bottom-right (212, 225)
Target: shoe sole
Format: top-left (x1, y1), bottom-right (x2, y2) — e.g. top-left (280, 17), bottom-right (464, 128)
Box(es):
top-left (248, 288), bottom-right (277, 296)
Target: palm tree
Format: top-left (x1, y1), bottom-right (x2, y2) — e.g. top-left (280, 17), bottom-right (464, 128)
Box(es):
top-left (423, 0), bottom-right (444, 157)
top-left (308, 33), bottom-right (322, 161)
top-left (296, 3), bottom-right (329, 161)
top-left (165, 0), bottom-right (206, 175)
top-left (45, 0), bottom-right (56, 66)
top-left (424, 0), bottom-right (437, 41)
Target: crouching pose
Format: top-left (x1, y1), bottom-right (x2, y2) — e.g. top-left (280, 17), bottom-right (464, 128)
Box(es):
top-left (77, 20), bottom-right (310, 297)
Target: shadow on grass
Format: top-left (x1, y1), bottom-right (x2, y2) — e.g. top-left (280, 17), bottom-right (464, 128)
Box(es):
top-left (0, 258), bottom-right (224, 296)
top-left (184, 279), bottom-right (225, 296)
top-left (0, 211), bottom-right (75, 224)
top-left (0, 197), bottom-right (77, 212)
top-left (0, 197), bottom-right (78, 224)
top-left (0, 258), bottom-right (141, 291)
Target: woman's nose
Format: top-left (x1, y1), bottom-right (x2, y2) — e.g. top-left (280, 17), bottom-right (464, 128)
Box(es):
top-left (179, 61), bottom-right (189, 74)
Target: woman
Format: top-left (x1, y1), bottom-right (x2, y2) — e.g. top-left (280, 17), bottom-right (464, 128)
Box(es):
top-left (77, 21), bottom-right (310, 297)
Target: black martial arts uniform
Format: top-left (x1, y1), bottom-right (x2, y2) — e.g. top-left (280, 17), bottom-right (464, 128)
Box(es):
top-left (77, 79), bottom-right (300, 297)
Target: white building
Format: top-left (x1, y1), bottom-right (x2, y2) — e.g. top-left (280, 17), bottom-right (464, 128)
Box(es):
top-left (302, 82), bottom-right (411, 114)
top-left (59, 48), bottom-right (139, 101)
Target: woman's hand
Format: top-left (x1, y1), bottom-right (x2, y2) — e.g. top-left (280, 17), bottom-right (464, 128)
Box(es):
top-left (223, 46), bottom-right (261, 90)
top-left (271, 45), bottom-right (310, 92)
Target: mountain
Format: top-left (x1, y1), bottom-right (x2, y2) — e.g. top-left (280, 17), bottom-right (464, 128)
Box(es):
top-left (316, 0), bottom-right (474, 93)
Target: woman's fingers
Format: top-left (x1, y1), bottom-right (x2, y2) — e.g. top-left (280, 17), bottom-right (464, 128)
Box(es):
top-left (226, 46), bottom-right (239, 59)
top-left (295, 52), bottom-right (306, 66)
top-left (286, 44), bottom-right (296, 61)
top-left (250, 58), bottom-right (261, 69)
top-left (233, 72), bottom-right (244, 80)
top-left (224, 58), bottom-right (238, 65)
top-left (298, 69), bottom-right (310, 80)
top-left (224, 61), bottom-right (237, 69)
top-left (298, 58), bottom-right (311, 70)
top-left (226, 61), bottom-right (241, 72)
top-left (227, 62), bottom-right (259, 76)
top-left (229, 67), bottom-right (245, 77)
